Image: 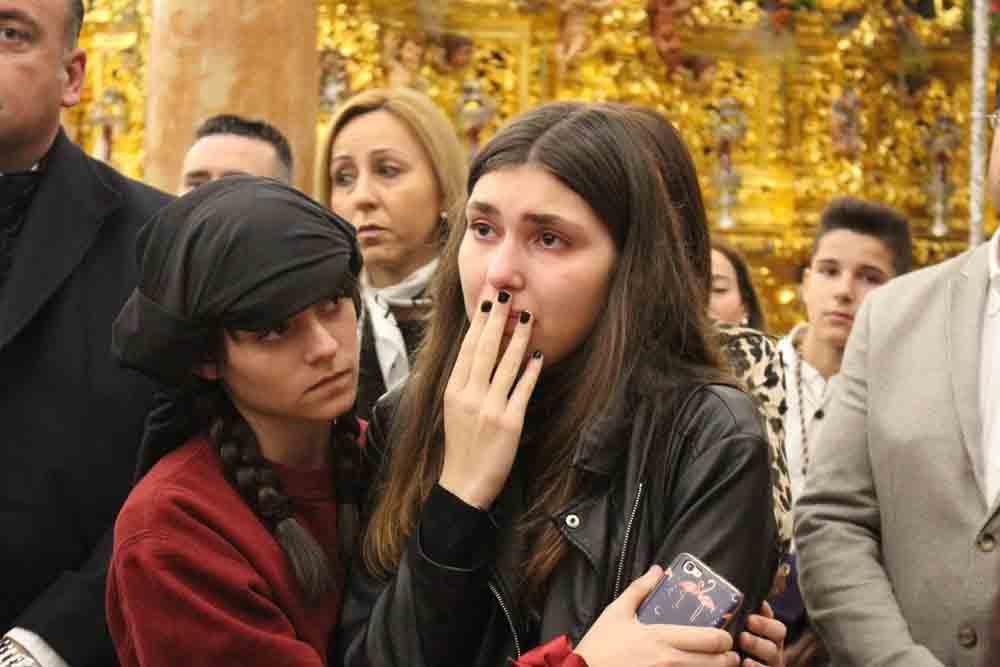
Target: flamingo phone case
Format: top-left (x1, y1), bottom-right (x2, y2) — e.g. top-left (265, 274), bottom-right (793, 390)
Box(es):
top-left (636, 553), bottom-right (744, 629)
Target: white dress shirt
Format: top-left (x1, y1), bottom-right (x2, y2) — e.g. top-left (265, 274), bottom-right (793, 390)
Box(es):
top-left (779, 324), bottom-right (831, 504)
top-left (981, 230), bottom-right (1000, 506)
top-left (4, 628), bottom-right (68, 667)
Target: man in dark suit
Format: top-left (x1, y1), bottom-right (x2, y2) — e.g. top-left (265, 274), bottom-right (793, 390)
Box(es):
top-left (0, 1), bottom-right (171, 665)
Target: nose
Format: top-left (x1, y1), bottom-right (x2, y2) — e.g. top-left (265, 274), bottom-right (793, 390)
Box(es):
top-left (484, 237), bottom-right (525, 293)
top-left (303, 312), bottom-right (339, 365)
top-left (833, 272), bottom-right (856, 303)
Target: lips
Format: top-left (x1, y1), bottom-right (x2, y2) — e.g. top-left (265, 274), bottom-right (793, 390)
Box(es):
top-left (307, 368), bottom-right (352, 392)
top-left (826, 311), bottom-right (854, 323)
top-left (503, 310), bottom-right (532, 334)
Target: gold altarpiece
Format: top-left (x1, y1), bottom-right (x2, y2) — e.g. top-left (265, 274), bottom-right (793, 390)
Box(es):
top-left (69, 0), bottom-right (997, 333)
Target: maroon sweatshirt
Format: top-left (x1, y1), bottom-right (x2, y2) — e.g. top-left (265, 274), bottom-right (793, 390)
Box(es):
top-left (107, 436), bottom-right (342, 667)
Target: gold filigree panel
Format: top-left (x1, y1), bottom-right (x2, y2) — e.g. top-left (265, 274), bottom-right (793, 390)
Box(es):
top-left (66, 0), bottom-right (150, 178)
top-left (76, 0), bottom-right (996, 333)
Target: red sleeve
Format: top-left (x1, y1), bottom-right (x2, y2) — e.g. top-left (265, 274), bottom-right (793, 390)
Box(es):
top-left (107, 508), bottom-right (324, 667)
top-left (513, 635), bottom-right (589, 667)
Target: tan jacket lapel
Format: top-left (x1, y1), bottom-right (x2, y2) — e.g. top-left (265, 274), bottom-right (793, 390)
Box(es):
top-left (947, 244), bottom-right (990, 505)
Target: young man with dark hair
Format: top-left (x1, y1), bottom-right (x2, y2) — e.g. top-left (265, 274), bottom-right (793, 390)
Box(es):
top-left (0, 0), bottom-right (171, 664)
top-left (775, 196), bottom-right (912, 665)
top-left (782, 196), bottom-right (912, 498)
top-left (178, 113), bottom-right (294, 194)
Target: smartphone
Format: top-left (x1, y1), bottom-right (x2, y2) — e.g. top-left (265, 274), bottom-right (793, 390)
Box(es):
top-left (636, 553), bottom-right (744, 629)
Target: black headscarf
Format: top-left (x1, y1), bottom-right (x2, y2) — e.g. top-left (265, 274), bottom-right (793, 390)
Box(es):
top-left (113, 177), bottom-right (361, 479)
top-left (113, 176), bottom-right (360, 387)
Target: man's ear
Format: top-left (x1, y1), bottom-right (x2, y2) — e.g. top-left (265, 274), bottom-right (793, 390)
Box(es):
top-left (193, 363), bottom-right (221, 381)
top-left (798, 267), bottom-right (812, 307)
top-left (60, 48), bottom-right (87, 109)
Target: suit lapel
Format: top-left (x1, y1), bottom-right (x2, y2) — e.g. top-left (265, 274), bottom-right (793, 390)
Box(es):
top-left (0, 129), bottom-right (122, 350)
top-left (946, 244), bottom-right (990, 504)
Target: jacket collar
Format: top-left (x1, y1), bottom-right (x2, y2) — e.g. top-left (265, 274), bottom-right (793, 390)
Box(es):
top-left (0, 128), bottom-right (122, 350)
top-left (571, 384), bottom-right (633, 476)
top-left (948, 243), bottom-right (991, 505)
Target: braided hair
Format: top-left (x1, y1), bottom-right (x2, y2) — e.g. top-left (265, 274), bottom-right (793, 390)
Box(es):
top-left (115, 177), bottom-right (367, 603)
top-left (195, 385), bottom-right (363, 602)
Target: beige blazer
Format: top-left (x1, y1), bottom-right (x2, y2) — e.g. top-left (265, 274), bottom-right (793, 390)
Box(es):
top-left (795, 243), bottom-right (997, 667)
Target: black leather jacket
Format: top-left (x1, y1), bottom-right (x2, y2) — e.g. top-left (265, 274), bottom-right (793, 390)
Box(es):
top-left (337, 381), bottom-right (778, 667)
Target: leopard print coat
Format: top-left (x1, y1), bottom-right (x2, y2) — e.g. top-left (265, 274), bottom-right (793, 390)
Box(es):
top-left (717, 323), bottom-right (793, 558)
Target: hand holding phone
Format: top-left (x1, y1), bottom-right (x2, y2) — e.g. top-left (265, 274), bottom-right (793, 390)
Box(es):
top-left (575, 565), bottom-right (738, 667)
top-left (637, 553), bottom-right (744, 629)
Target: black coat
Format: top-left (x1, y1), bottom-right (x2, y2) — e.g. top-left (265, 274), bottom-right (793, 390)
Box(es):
top-left (0, 130), bottom-right (171, 665)
top-left (338, 379), bottom-right (779, 666)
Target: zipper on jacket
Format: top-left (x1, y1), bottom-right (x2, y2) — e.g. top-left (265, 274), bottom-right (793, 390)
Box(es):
top-left (613, 482), bottom-right (644, 599)
top-left (488, 580), bottom-right (522, 658)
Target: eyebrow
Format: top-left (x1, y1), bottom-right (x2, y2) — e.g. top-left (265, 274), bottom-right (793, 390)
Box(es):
top-left (466, 200), bottom-right (580, 229)
top-left (331, 147), bottom-right (409, 162)
top-left (815, 257), bottom-right (890, 276)
top-left (0, 9), bottom-right (40, 32)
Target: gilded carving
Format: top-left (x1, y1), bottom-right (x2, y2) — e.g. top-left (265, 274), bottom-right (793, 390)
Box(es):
top-left (75, 0), bottom-right (996, 332)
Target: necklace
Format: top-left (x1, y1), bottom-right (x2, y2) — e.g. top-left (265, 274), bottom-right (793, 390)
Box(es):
top-left (793, 330), bottom-right (827, 479)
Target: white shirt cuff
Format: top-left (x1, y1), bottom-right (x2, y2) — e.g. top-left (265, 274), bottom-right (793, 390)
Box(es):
top-left (5, 629), bottom-right (70, 667)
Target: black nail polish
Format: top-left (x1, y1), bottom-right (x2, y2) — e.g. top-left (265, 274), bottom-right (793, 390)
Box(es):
top-left (519, 311), bottom-right (531, 324)
top-left (481, 300), bottom-right (493, 313)
top-left (498, 290), bottom-right (511, 304)
top-left (532, 350), bottom-right (542, 359)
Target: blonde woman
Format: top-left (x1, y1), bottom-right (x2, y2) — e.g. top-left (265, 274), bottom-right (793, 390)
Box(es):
top-left (317, 88), bottom-right (467, 418)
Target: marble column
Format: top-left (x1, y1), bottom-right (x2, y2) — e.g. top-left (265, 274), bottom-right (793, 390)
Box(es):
top-left (144, 1), bottom-right (319, 195)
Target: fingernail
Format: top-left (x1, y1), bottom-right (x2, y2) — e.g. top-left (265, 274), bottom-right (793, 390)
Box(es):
top-left (532, 350), bottom-right (542, 359)
top-left (519, 310), bottom-right (531, 324)
top-left (498, 290), bottom-right (511, 304)
top-left (481, 300), bottom-right (493, 313)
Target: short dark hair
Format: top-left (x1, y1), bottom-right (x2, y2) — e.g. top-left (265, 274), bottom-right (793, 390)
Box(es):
top-left (194, 114), bottom-right (294, 180)
top-left (67, 0), bottom-right (85, 46)
top-left (712, 240), bottom-right (768, 332)
top-left (812, 197), bottom-right (913, 275)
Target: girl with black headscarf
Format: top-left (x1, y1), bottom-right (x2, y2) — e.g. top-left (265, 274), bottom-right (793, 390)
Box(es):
top-left (106, 177), bottom-right (367, 666)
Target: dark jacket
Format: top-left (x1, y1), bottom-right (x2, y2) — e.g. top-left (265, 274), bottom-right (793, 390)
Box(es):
top-left (0, 130), bottom-right (171, 665)
top-left (338, 379), bottom-right (778, 667)
top-left (354, 313), bottom-right (426, 422)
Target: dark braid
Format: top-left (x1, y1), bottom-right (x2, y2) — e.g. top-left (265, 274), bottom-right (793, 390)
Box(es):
top-left (329, 403), bottom-right (366, 569)
top-left (211, 399), bottom-right (334, 602)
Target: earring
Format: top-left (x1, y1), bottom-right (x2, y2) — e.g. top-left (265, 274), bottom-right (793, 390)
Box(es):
top-left (438, 211), bottom-right (449, 242)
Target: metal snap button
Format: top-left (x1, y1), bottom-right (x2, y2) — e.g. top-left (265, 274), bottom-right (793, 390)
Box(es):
top-left (958, 625), bottom-right (978, 649)
top-left (565, 514), bottom-right (580, 529)
top-left (978, 533), bottom-right (996, 553)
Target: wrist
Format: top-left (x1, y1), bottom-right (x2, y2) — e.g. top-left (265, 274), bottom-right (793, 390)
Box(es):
top-left (0, 638), bottom-right (40, 667)
top-left (437, 474), bottom-right (496, 510)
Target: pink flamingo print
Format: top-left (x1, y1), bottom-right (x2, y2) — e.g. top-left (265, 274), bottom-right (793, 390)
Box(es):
top-left (690, 580), bottom-right (718, 623)
top-left (673, 578), bottom-right (705, 608)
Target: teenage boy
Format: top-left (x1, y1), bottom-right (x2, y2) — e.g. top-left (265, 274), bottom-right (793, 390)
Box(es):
top-left (775, 197), bottom-right (912, 666)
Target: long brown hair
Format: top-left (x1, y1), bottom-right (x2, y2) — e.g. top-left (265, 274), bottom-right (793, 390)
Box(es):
top-left (363, 102), bottom-right (723, 606)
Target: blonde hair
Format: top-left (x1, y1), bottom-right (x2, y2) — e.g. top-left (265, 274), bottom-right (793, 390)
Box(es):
top-left (315, 88), bottom-right (468, 227)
